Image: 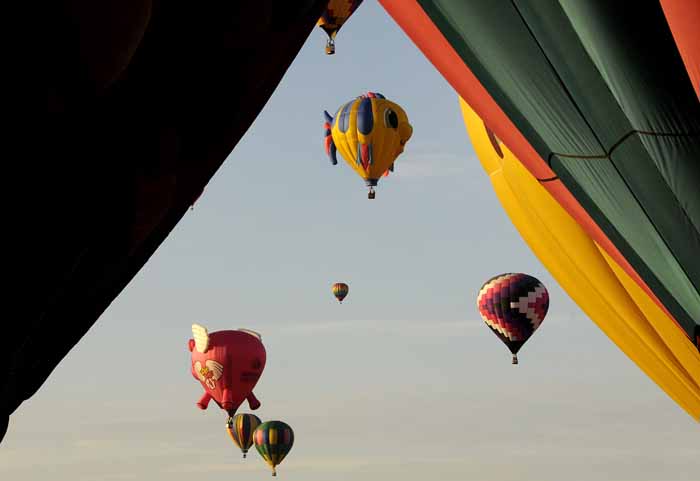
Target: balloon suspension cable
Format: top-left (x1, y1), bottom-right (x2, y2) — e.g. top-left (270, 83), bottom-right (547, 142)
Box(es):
top-left (512, 354), bottom-right (519, 365)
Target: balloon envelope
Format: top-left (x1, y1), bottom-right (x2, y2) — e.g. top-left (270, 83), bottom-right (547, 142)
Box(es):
top-left (477, 273), bottom-right (549, 364)
top-left (324, 92), bottom-right (412, 197)
top-left (332, 282), bottom-right (349, 303)
top-left (188, 324), bottom-right (266, 416)
top-left (227, 413), bottom-right (262, 458)
top-left (254, 420), bottom-right (294, 476)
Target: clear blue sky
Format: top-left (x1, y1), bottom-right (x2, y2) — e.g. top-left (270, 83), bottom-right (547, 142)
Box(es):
top-left (3, 2), bottom-right (697, 480)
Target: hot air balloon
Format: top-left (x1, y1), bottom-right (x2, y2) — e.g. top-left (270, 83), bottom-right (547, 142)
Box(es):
top-left (477, 273), bottom-right (549, 364)
top-left (380, 0), bottom-right (700, 421)
top-left (332, 282), bottom-right (349, 303)
top-left (188, 324), bottom-right (266, 417)
top-left (324, 92), bottom-right (412, 199)
top-left (254, 420), bottom-right (294, 477)
top-left (317, 0), bottom-right (364, 55)
top-left (227, 413), bottom-right (262, 458)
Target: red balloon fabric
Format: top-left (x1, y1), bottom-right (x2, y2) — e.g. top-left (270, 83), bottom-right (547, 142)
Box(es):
top-left (188, 325), bottom-right (266, 416)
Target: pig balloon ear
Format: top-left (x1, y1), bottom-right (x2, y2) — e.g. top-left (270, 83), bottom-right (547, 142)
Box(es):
top-left (191, 323), bottom-right (210, 353)
top-left (188, 339), bottom-right (195, 352)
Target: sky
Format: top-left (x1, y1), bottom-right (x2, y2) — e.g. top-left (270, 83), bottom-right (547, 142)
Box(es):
top-left (3, 2), bottom-right (698, 480)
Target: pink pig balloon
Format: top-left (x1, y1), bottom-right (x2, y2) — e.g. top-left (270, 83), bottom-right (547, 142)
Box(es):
top-left (188, 324), bottom-right (266, 417)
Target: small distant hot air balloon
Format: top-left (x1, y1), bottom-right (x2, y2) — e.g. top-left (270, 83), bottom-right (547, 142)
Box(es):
top-left (332, 282), bottom-right (349, 303)
top-left (317, 0), bottom-right (364, 54)
top-left (227, 413), bottom-right (262, 458)
top-left (254, 420), bottom-right (294, 477)
top-left (324, 92), bottom-right (412, 199)
top-left (476, 273), bottom-right (549, 364)
top-left (188, 324), bottom-right (266, 416)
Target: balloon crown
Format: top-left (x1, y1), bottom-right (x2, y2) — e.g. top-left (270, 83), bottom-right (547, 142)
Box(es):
top-left (360, 92), bottom-right (385, 99)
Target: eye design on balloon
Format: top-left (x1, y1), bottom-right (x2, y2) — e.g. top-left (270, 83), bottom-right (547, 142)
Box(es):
top-left (384, 109), bottom-right (398, 129)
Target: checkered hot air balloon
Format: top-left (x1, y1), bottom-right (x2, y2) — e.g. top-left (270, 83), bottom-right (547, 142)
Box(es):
top-left (254, 421), bottom-right (294, 476)
top-left (476, 273), bottom-right (549, 364)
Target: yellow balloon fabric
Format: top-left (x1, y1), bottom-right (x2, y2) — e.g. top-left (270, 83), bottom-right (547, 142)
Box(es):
top-left (329, 92), bottom-right (412, 186)
top-left (317, 0), bottom-right (363, 40)
top-left (459, 97), bottom-right (700, 421)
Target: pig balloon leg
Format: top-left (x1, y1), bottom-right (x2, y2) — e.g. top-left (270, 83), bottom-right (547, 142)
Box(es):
top-left (196, 392), bottom-right (212, 410)
top-left (247, 392), bottom-right (261, 410)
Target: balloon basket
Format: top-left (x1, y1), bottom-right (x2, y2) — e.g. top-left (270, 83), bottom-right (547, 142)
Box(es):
top-left (512, 354), bottom-right (519, 365)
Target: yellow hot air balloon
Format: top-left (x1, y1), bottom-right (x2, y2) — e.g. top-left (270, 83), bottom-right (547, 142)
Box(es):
top-left (323, 92), bottom-right (412, 199)
top-left (317, 0), bottom-right (364, 54)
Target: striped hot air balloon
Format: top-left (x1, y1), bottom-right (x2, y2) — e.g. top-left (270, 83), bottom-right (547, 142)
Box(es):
top-left (477, 273), bottom-right (549, 364)
top-left (226, 413), bottom-right (262, 458)
top-left (332, 282), bottom-right (349, 304)
top-left (254, 420), bottom-right (294, 477)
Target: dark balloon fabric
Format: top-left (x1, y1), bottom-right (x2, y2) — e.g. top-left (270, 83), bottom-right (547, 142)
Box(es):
top-left (659, 0), bottom-right (700, 99)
